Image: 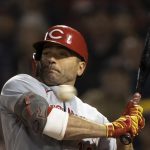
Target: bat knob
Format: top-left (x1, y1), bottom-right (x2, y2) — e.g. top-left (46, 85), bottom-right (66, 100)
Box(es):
top-left (120, 133), bottom-right (132, 145)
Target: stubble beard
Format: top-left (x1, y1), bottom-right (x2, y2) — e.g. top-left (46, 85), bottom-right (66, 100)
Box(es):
top-left (37, 62), bottom-right (75, 86)
top-left (40, 68), bottom-right (61, 86)
top-left (35, 62), bottom-right (59, 86)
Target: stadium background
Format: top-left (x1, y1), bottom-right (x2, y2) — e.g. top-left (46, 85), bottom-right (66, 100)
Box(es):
top-left (0, 0), bottom-right (150, 149)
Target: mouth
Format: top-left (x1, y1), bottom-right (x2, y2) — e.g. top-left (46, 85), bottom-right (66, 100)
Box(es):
top-left (41, 64), bottom-right (60, 76)
top-left (48, 66), bottom-right (60, 73)
top-left (49, 69), bottom-right (59, 74)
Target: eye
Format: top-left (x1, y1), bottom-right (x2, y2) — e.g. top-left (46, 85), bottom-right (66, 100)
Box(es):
top-left (42, 51), bottom-right (49, 55)
top-left (59, 51), bottom-right (70, 57)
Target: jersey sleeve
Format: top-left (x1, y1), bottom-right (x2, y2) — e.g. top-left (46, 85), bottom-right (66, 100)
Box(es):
top-left (0, 74), bottom-right (47, 113)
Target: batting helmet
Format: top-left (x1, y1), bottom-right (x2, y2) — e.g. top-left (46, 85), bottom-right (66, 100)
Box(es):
top-left (33, 25), bottom-right (88, 62)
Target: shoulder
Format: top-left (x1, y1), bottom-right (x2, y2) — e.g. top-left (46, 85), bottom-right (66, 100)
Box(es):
top-left (74, 96), bottom-right (109, 124)
top-left (1, 74), bottom-right (46, 98)
top-left (2, 74), bottom-right (39, 89)
top-left (5, 74), bottom-right (39, 83)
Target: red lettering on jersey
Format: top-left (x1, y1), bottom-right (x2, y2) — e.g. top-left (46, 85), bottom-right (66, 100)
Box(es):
top-left (55, 105), bottom-right (63, 111)
top-left (49, 104), bottom-right (74, 114)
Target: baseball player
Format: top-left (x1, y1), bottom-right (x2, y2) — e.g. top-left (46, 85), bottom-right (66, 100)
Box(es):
top-left (0, 25), bottom-right (144, 150)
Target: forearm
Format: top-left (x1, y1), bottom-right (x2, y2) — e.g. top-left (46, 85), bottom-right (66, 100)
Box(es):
top-left (64, 114), bottom-right (107, 140)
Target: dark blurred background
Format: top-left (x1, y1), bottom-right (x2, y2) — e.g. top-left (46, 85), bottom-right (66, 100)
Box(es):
top-left (0, 0), bottom-right (150, 149)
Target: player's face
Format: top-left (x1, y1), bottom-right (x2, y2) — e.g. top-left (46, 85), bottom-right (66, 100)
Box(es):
top-left (39, 44), bottom-right (86, 86)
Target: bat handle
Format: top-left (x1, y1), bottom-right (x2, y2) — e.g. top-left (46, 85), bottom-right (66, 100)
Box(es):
top-left (120, 133), bottom-right (132, 145)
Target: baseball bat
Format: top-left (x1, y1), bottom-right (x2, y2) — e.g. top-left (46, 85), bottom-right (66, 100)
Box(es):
top-left (120, 28), bottom-right (150, 145)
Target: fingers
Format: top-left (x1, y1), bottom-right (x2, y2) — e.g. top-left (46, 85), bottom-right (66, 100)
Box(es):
top-left (129, 104), bottom-right (145, 136)
top-left (138, 117), bottom-right (145, 129)
top-left (129, 105), bottom-right (143, 116)
top-left (130, 116), bottom-right (145, 136)
top-left (130, 116), bottom-right (139, 136)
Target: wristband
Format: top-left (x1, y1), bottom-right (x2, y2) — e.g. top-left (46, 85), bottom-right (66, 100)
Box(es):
top-left (43, 108), bottom-right (69, 140)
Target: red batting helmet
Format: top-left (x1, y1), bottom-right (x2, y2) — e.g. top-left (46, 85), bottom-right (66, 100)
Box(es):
top-left (33, 25), bottom-right (88, 62)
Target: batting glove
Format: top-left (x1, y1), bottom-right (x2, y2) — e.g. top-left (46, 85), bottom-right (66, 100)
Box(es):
top-left (122, 93), bottom-right (145, 130)
top-left (105, 115), bottom-right (131, 137)
top-left (105, 105), bottom-right (145, 137)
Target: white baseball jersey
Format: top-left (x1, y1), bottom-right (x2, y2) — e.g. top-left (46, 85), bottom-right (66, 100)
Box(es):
top-left (0, 74), bottom-right (117, 150)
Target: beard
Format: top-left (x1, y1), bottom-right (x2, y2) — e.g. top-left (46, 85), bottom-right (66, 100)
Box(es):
top-left (36, 61), bottom-right (64, 86)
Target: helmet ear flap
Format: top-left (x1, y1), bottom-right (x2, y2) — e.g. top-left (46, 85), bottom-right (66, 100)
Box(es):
top-left (33, 51), bottom-right (42, 61)
top-left (32, 56), bottom-right (37, 77)
top-left (32, 53), bottom-right (41, 77)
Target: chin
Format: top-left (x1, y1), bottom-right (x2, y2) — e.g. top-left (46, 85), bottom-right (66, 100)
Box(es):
top-left (41, 74), bottom-right (58, 85)
top-left (44, 79), bottom-right (60, 86)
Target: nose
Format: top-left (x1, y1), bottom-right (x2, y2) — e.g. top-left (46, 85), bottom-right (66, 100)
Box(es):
top-left (48, 57), bottom-right (57, 64)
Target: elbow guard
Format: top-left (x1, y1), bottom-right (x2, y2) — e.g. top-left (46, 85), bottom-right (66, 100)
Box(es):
top-left (14, 92), bottom-right (50, 134)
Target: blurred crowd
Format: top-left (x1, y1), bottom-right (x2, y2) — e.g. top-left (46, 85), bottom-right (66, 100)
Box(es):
top-left (0, 0), bottom-right (150, 149)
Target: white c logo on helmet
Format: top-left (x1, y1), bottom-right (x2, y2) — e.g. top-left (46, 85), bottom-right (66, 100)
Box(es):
top-left (48, 29), bottom-right (64, 40)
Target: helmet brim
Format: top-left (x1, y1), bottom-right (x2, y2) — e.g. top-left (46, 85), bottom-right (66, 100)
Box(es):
top-left (33, 40), bottom-right (86, 62)
top-left (33, 40), bottom-right (66, 51)
top-left (33, 40), bottom-right (67, 60)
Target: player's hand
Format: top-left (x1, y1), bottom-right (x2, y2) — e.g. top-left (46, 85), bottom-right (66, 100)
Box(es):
top-left (105, 115), bottom-right (139, 137)
top-left (105, 104), bottom-right (145, 137)
top-left (122, 93), bottom-right (145, 130)
top-left (105, 115), bottom-right (131, 137)
top-left (122, 93), bottom-right (141, 115)
top-left (126, 104), bottom-right (145, 130)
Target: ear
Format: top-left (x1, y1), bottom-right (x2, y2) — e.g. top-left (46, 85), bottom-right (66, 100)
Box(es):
top-left (77, 61), bottom-right (86, 76)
